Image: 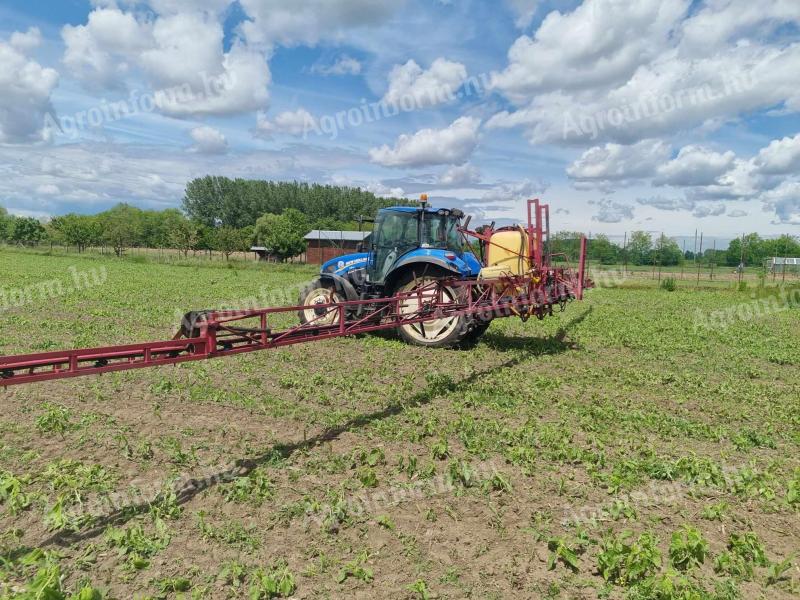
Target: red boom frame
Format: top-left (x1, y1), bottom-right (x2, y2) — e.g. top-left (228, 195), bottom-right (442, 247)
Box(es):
top-left (0, 200), bottom-right (589, 387)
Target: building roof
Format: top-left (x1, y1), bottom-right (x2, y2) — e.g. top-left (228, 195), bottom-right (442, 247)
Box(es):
top-left (304, 230), bottom-right (371, 242)
top-left (769, 257), bottom-right (800, 265)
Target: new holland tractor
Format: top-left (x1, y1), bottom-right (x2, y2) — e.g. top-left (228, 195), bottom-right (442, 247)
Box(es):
top-left (299, 197), bottom-right (511, 347)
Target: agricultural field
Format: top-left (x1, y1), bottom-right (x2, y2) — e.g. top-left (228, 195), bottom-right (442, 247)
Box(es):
top-left (0, 247), bottom-right (798, 599)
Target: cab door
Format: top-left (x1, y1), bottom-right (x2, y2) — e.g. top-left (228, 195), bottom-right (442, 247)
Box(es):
top-left (367, 210), bottom-right (419, 284)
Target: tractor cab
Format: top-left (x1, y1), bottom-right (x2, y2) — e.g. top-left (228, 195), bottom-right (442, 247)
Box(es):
top-left (367, 205), bottom-right (478, 285)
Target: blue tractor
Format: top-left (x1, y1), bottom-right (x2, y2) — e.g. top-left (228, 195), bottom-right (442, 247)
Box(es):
top-left (298, 201), bottom-right (489, 347)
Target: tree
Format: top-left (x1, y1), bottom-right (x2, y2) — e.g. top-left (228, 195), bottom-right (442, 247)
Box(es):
top-left (0, 207), bottom-right (11, 242)
top-left (253, 209), bottom-right (308, 261)
top-left (213, 226), bottom-right (248, 260)
top-left (588, 234), bottom-right (620, 264)
top-left (627, 231), bottom-right (653, 265)
top-left (550, 231), bottom-right (585, 261)
top-left (726, 233), bottom-right (761, 267)
top-left (11, 217), bottom-right (46, 246)
top-left (50, 214), bottom-right (100, 252)
top-left (99, 204), bottom-right (143, 256)
top-left (654, 234), bottom-right (683, 266)
top-left (182, 176), bottom-right (408, 228)
top-left (168, 219), bottom-right (198, 257)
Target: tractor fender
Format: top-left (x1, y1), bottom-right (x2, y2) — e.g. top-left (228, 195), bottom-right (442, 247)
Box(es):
top-left (384, 257), bottom-right (461, 292)
top-left (319, 272), bottom-right (359, 302)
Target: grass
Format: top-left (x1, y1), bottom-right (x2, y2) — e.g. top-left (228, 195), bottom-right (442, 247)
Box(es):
top-left (0, 247), bottom-right (798, 598)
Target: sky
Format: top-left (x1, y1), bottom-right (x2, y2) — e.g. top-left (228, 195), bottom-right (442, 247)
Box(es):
top-left (1, 0), bottom-right (799, 239)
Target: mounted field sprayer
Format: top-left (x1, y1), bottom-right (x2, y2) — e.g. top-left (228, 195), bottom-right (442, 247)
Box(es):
top-left (0, 198), bottom-right (590, 387)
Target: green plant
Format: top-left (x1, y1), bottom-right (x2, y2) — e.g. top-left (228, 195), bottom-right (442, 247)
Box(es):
top-left (35, 402), bottom-right (75, 436)
top-left (597, 531), bottom-right (661, 585)
top-left (248, 560), bottom-right (296, 598)
top-left (668, 526), bottom-right (708, 570)
top-left (406, 579), bottom-right (433, 599)
top-left (701, 501), bottom-right (728, 521)
top-left (766, 556), bottom-right (793, 586)
top-left (220, 468), bottom-right (274, 505)
top-left (105, 519), bottom-right (170, 569)
top-left (337, 550), bottom-right (373, 584)
top-left (660, 277), bottom-right (677, 292)
top-left (0, 470), bottom-right (35, 514)
top-left (547, 536), bottom-right (581, 572)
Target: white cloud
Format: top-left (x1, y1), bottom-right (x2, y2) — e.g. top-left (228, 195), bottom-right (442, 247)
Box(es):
top-left (238, 0), bottom-right (401, 47)
top-left (636, 196), bottom-right (695, 211)
top-left (256, 108), bottom-right (317, 137)
top-left (759, 180), bottom-right (800, 224)
top-left (488, 1), bottom-right (800, 145)
top-left (10, 27), bottom-right (42, 52)
top-left (654, 145), bottom-right (736, 187)
top-left (382, 58), bottom-right (467, 109)
top-left (567, 139), bottom-right (670, 183)
top-left (679, 1), bottom-right (800, 54)
top-left (35, 184), bottom-right (60, 196)
top-left (590, 198), bottom-right (634, 223)
top-left (505, 0), bottom-right (541, 28)
top-left (728, 209), bottom-right (748, 218)
top-left (492, 0), bottom-right (690, 101)
top-left (310, 55), bottom-right (362, 76)
top-left (0, 35), bottom-right (59, 143)
top-left (692, 203), bottom-right (726, 218)
top-left (365, 182), bottom-right (405, 198)
top-left (189, 125), bottom-right (228, 153)
top-left (62, 7), bottom-right (271, 116)
top-left (438, 164), bottom-right (480, 186)
top-left (481, 178), bottom-right (549, 203)
top-left (754, 133), bottom-right (800, 175)
top-left (369, 116), bottom-right (480, 167)
top-left (62, 8), bottom-right (151, 88)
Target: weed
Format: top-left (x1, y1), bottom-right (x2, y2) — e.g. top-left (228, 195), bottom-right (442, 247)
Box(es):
top-left (249, 560), bottom-right (296, 598)
top-left (219, 467), bottom-right (274, 505)
top-left (546, 536), bottom-right (582, 572)
top-left (337, 550), bottom-right (373, 584)
top-left (0, 470), bottom-right (36, 515)
top-left (660, 277), bottom-right (677, 292)
top-left (35, 402), bottom-right (76, 436)
top-left (105, 519), bottom-right (170, 569)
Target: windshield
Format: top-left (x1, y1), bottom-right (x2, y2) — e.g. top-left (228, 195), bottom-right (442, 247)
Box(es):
top-left (422, 213), bottom-right (462, 251)
top-left (373, 210), bottom-right (418, 249)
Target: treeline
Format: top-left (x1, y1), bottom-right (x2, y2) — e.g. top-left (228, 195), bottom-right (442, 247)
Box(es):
top-left (551, 231), bottom-right (800, 267)
top-left (0, 178), bottom-right (406, 260)
top-left (182, 177), bottom-right (408, 228)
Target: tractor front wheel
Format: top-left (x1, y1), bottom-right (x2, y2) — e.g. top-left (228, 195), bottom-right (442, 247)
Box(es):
top-left (298, 280), bottom-right (343, 326)
top-left (393, 270), bottom-right (470, 348)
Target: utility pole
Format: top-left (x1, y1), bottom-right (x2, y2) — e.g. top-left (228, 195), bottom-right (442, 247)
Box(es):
top-left (710, 239), bottom-right (716, 281)
top-left (622, 231), bottom-right (628, 276)
top-left (696, 232), bottom-right (703, 286)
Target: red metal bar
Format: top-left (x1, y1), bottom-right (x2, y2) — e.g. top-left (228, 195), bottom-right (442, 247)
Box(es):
top-left (576, 236), bottom-right (587, 301)
top-left (0, 267), bottom-right (588, 388)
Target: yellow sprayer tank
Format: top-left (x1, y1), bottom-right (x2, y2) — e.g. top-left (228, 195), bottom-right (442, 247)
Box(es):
top-left (480, 227), bottom-right (532, 279)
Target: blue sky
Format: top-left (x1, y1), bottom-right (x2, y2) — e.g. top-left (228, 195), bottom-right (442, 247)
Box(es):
top-left (1, 0), bottom-right (799, 238)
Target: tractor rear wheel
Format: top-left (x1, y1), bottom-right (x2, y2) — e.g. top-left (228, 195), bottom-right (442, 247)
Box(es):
top-left (393, 270), bottom-right (470, 348)
top-left (298, 280), bottom-right (343, 326)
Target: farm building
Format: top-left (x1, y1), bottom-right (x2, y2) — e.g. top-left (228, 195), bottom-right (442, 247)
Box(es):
top-left (766, 256), bottom-right (800, 274)
top-left (304, 230), bottom-right (372, 264)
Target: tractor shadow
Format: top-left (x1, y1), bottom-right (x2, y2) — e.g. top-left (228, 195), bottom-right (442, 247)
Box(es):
top-left (37, 306), bottom-right (592, 549)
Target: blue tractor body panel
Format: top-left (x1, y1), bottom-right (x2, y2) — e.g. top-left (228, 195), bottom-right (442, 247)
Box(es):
top-left (321, 253), bottom-right (370, 276)
top-left (316, 205), bottom-right (482, 296)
